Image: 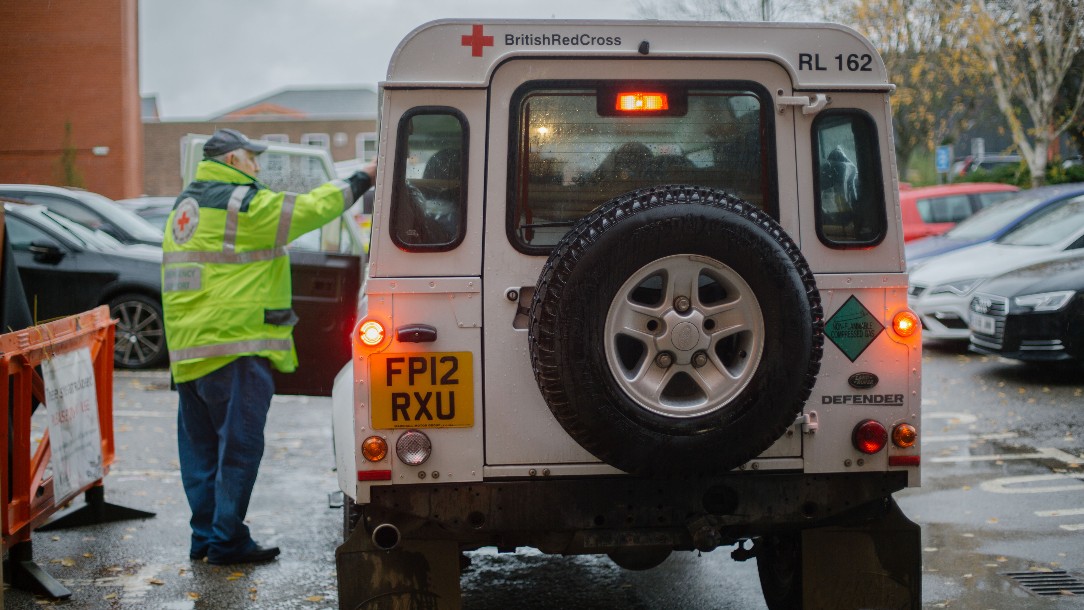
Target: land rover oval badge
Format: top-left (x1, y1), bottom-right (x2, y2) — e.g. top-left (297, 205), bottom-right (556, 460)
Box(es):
top-left (848, 372), bottom-right (879, 389)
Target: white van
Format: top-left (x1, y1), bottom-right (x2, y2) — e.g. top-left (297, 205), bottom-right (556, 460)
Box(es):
top-left (333, 19), bottom-right (922, 609)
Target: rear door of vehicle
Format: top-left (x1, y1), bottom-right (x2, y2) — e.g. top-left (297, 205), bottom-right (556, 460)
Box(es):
top-left (4, 209), bottom-right (104, 321)
top-left (180, 136), bottom-right (362, 395)
top-left (481, 58), bottom-right (800, 468)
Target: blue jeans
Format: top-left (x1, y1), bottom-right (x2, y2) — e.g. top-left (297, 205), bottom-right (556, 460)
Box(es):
top-left (177, 356), bottom-right (274, 560)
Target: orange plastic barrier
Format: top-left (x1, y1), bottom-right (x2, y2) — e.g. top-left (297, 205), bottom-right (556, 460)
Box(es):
top-left (1, 305), bottom-right (116, 548)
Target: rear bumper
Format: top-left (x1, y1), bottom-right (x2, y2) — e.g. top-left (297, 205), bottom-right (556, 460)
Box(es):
top-left (358, 471), bottom-right (910, 554)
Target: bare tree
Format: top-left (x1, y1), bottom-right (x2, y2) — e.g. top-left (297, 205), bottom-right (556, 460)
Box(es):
top-left (634, 0), bottom-right (826, 22)
top-left (971, 0), bottom-right (1084, 186)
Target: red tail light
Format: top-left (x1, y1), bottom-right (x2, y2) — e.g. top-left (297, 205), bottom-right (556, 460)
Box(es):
top-left (852, 420), bottom-right (888, 454)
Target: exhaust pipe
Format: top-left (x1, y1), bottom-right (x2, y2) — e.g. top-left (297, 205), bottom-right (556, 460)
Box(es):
top-left (371, 523), bottom-right (401, 550)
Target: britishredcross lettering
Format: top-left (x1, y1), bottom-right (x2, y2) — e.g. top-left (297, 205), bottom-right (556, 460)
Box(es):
top-left (821, 394), bottom-right (905, 406)
top-left (504, 32), bottom-right (623, 47)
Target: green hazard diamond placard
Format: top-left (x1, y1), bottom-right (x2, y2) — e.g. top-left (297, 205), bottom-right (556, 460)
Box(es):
top-left (825, 295), bottom-right (884, 362)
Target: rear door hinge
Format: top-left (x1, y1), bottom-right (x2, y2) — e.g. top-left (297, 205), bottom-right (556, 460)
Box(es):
top-left (776, 93), bottom-right (829, 115)
top-left (797, 411), bottom-right (819, 434)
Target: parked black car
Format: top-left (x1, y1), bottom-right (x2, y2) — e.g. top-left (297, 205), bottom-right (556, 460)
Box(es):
top-left (3, 198), bottom-right (166, 369)
top-left (969, 252), bottom-right (1084, 363)
top-left (0, 184), bottom-right (163, 246)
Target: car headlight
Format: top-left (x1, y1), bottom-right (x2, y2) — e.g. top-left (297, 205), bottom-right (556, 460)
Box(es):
top-left (929, 278), bottom-right (983, 296)
top-left (1013, 291), bottom-right (1075, 312)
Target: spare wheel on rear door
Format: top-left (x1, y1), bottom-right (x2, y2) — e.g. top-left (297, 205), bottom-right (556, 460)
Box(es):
top-left (528, 185), bottom-right (824, 476)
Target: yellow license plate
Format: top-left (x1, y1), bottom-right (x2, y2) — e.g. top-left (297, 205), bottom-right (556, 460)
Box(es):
top-left (370, 352), bottom-right (474, 429)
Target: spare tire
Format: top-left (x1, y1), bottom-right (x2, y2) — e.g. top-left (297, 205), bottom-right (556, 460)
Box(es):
top-left (528, 186), bottom-right (823, 476)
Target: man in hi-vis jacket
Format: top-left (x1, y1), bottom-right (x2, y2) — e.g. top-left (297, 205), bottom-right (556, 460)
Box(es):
top-left (162, 128), bottom-right (375, 565)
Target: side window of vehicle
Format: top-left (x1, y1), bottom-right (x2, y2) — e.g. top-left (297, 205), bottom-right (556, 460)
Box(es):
top-left (976, 191), bottom-right (1015, 210)
top-left (19, 194), bottom-right (102, 229)
top-left (917, 195), bottom-right (971, 223)
top-left (813, 111), bottom-right (886, 247)
top-left (390, 108), bottom-right (468, 251)
top-left (5, 216), bottom-right (57, 250)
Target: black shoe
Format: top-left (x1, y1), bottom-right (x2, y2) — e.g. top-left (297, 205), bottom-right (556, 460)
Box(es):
top-left (189, 550), bottom-right (207, 561)
top-left (206, 545), bottom-right (280, 565)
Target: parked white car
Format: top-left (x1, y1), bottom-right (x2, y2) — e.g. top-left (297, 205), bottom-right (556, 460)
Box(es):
top-left (909, 193), bottom-right (1084, 339)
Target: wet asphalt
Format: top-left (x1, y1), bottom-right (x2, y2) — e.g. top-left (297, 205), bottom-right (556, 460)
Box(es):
top-left (2, 344), bottom-right (1083, 609)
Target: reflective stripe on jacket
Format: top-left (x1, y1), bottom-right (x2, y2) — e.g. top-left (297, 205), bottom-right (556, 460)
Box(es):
top-left (162, 159), bottom-right (356, 383)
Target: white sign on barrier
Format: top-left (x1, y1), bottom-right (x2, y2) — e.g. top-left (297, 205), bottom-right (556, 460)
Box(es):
top-left (42, 347), bottom-right (103, 501)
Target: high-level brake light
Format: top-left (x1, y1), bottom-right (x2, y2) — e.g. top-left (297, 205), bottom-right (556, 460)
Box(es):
top-left (616, 92), bottom-right (669, 112)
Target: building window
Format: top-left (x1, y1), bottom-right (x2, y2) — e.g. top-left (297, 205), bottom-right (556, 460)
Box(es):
top-left (262, 134), bottom-right (288, 143)
top-left (302, 133), bottom-right (330, 149)
top-left (357, 132), bottom-right (378, 162)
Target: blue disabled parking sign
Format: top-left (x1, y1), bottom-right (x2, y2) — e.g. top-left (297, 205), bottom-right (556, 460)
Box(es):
top-left (936, 145), bottom-right (952, 173)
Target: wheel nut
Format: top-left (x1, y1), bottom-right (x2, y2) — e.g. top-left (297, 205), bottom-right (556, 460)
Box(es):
top-left (692, 351), bottom-right (709, 368)
top-left (674, 295), bottom-right (692, 313)
top-left (655, 352), bottom-right (674, 368)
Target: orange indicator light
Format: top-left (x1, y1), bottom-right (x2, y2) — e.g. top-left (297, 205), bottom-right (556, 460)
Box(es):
top-left (359, 320), bottom-right (385, 346)
top-left (892, 423), bottom-right (918, 448)
top-left (892, 310), bottom-right (919, 337)
top-left (362, 436), bottom-right (388, 462)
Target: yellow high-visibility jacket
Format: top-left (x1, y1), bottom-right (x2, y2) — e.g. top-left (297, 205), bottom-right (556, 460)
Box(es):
top-left (162, 159), bottom-right (363, 383)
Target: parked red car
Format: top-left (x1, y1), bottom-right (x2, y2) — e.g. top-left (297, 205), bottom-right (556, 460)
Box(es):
top-left (900, 182), bottom-right (1019, 242)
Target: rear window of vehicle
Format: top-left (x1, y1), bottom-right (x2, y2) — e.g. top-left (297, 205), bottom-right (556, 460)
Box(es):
top-left (509, 81), bottom-right (775, 252)
top-left (812, 110), bottom-right (886, 247)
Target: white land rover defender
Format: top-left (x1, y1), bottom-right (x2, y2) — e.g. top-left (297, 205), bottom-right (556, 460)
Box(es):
top-left (332, 19), bottom-right (922, 609)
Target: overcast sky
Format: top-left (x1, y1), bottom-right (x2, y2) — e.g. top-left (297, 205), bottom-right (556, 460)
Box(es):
top-left (139, 0), bottom-right (637, 119)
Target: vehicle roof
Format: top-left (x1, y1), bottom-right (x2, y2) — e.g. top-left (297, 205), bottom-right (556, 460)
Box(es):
top-left (898, 182), bottom-right (1018, 201)
top-left (387, 19), bottom-right (889, 90)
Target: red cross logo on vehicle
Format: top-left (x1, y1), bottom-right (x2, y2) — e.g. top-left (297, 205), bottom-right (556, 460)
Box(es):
top-left (461, 24), bottom-right (493, 57)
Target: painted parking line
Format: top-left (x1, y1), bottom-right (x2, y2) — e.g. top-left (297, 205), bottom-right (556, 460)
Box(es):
top-left (980, 474), bottom-right (1084, 494)
top-left (1034, 507), bottom-right (1084, 531)
top-left (923, 432), bottom-right (1018, 443)
top-left (113, 410), bottom-right (175, 418)
top-left (924, 411), bottom-right (978, 425)
top-left (927, 447), bottom-right (1082, 465)
top-left (1035, 508), bottom-right (1084, 517)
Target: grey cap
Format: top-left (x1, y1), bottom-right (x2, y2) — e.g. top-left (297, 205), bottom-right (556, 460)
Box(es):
top-left (203, 128), bottom-right (268, 157)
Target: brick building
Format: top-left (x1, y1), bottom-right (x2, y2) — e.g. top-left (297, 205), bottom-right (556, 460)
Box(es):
top-left (0, 1), bottom-right (142, 199)
top-left (143, 87), bottom-right (378, 196)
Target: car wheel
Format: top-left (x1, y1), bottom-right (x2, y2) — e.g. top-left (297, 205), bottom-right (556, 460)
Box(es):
top-left (528, 185), bottom-right (823, 475)
top-left (109, 294), bottom-right (167, 369)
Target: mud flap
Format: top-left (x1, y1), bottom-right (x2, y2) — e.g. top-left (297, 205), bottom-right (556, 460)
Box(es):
top-left (801, 498), bottom-right (920, 610)
top-left (335, 528), bottom-right (462, 610)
